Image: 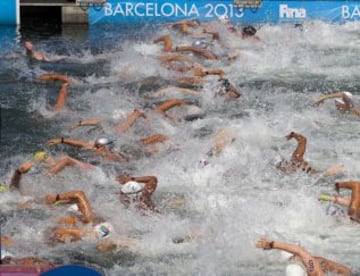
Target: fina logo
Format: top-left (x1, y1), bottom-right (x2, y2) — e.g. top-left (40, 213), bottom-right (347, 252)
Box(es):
top-left (279, 4), bottom-right (306, 19)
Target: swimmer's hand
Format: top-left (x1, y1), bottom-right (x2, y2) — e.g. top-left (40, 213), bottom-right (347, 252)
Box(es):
top-left (18, 162), bottom-right (33, 174)
top-left (116, 174), bottom-right (132, 184)
top-left (256, 238), bottom-right (274, 250)
top-left (314, 95), bottom-right (327, 106)
top-left (285, 131), bottom-right (295, 140)
top-left (133, 109), bottom-right (147, 119)
top-left (324, 164), bottom-right (344, 176)
top-left (47, 138), bottom-right (62, 147)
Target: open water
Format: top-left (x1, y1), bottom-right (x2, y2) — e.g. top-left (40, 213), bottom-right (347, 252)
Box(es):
top-left (0, 19), bottom-right (360, 275)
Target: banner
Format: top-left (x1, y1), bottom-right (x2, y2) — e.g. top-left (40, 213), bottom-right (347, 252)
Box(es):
top-left (88, 0), bottom-right (360, 24)
top-left (0, 0), bottom-right (19, 25)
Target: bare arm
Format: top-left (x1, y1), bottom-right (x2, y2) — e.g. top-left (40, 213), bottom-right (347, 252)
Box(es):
top-left (46, 156), bottom-right (93, 175)
top-left (48, 137), bottom-right (94, 149)
top-left (154, 35), bottom-right (173, 52)
top-left (335, 181), bottom-right (360, 219)
top-left (286, 131), bottom-right (307, 161)
top-left (314, 92), bottom-right (350, 106)
top-left (116, 109), bottom-right (146, 133)
top-left (315, 256), bottom-right (351, 276)
top-left (45, 190), bottom-right (94, 223)
top-left (256, 238), bottom-right (323, 276)
top-left (69, 118), bottom-right (101, 130)
top-left (38, 73), bottom-right (71, 83)
top-left (53, 83), bottom-right (69, 111)
top-left (9, 162), bottom-right (33, 194)
top-left (175, 46), bottom-right (218, 60)
top-left (318, 194), bottom-right (351, 207)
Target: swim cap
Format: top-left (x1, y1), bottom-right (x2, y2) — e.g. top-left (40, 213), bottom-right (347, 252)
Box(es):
top-left (33, 151), bottom-right (48, 162)
top-left (218, 15), bottom-right (230, 24)
top-left (94, 137), bottom-right (113, 148)
top-left (335, 91), bottom-right (353, 105)
top-left (242, 25), bottom-right (257, 36)
top-left (192, 40), bottom-right (209, 49)
top-left (94, 222), bottom-right (113, 239)
top-left (0, 184), bottom-right (7, 193)
top-left (121, 181), bottom-right (145, 194)
top-left (285, 263), bottom-right (307, 276)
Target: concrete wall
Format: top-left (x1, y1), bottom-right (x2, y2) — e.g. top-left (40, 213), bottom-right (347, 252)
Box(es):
top-left (62, 6), bottom-right (88, 23)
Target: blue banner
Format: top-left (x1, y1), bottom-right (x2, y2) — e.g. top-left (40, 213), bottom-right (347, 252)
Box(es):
top-left (89, 0), bottom-right (360, 24)
top-left (0, 0), bottom-right (19, 25)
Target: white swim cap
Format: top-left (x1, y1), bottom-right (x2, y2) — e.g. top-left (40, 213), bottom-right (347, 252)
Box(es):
top-left (121, 181), bottom-right (145, 194)
top-left (335, 91), bottom-right (353, 105)
top-left (67, 204), bottom-right (80, 214)
top-left (285, 263), bottom-right (307, 276)
top-left (94, 222), bottom-right (113, 239)
top-left (94, 137), bottom-right (113, 148)
top-left (218, 15), bottom-right (230, 24)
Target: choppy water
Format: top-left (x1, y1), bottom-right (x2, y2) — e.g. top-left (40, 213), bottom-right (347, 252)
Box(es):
top-left (1, 20), bottom-right (360, 275)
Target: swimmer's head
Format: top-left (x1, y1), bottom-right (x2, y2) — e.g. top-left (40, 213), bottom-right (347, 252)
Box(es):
top-left (218, 15), bottom-right (230, 24)
top-left (33, 151), bottom-right (49, 163)
top-left (242, 25), bottom-right (257, 37)
top-left (24, 41), bottom-right (33, 51)
top-left (121, 181), bottom-right (145, 194)
top-left (285, 263), bottom-right (307, 276)
top-left (94, 222), bottom-right (113, 240)
top-left (335, 91), bottom-right (353, 105)
top-left (192, 40), bottom-right (209, 49)
top-left (94, 137), bottom-right (113, 148)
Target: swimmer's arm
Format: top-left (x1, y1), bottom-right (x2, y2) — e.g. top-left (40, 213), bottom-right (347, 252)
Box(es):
top-left (46, 156), bottom-right (93, 175)
top-left (38, 73), bottom-right (71, 83)
top-left (318, 194), bottom-right (350, 207)
top-left (48, 137), bottom-right (94, 150)
top-left (285, 131), bottom-right (307, 161)
top-left (116, 109), bottom-right (146, 134)
top-left (69, 118), bottom-right (101, 130)
top-left (155, 98), bottom-right (187, 113)
top-left (314, 92), bottom-right (346, 106)
top-left (9, 162), bottom-right (33, 193)
top-left (54, 83), bottom-right (69, 111)
top-left (315, 256), bottom-right (351, 276)
top-left (51, 227), bottom-right (90, 243)
top-left (134, 176), bottom-right (158, 194)
top-left (46, 190), bottom-right (94, 223)
top-left (151, 87), bottom-right (200, 98)
top-left (153, 35), bottom-right (173, 52)
top-left (256, 239), bottom-right (322, 276)
top-left (140, 134), bottom-right (168, 145)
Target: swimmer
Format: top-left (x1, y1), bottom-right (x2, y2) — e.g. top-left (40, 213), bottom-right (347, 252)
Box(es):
top-left (37, 73), bottom-right (72, 84)
top-left (153, 98), bottom-right (199, 122)
top-left (115, 109), bottom-right (147, 134)
top-left (314, 91), bottom-right (360, 117)
top-left (174, 46), bottom-right (218, 60)
top-left (319, 181), bottom-right (360, 223)
top-left (69, 118), bottom-right (102, 131)
top-left (9, 153), bottom-right (93, 195)
top-left (154, 35), bottom-right (173, 52)
top-left (37, 73), bottom-right (72, 111)
top-left (277, 131), bottom-right (317, 175)
top-left (24, 41), bottom-right (51, 62)
top-left (217, 78), bottom-right (241, 100)
top-left (241, 25), bottom-right (261, 42)
top-left (116, 174), bottom-right (158, 212)
top-left (47, 136), bottom-right (129, 162)
top-left (205, 129), bottom-right (236, 160)
top-left (256, 238), bottom-right (352, 276)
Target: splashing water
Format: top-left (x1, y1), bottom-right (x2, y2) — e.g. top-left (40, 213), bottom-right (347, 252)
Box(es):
top-left (0, 21), bottom-right (360, 275)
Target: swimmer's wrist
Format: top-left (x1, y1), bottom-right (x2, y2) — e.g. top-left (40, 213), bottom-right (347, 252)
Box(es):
top-left (61, 137), bottom-right (65, 143)
top-left (15, 169), bottom-right (22, 175)
top-left (78, 120), bottom-right (82, 126)
top-left (269, 241), bottom-right (274, 249)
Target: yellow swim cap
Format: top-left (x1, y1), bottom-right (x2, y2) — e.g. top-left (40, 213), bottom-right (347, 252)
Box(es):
top-left (0, 184), bottom-right (7, 193)
top-left (33, 151), bottom-right (48, 162)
